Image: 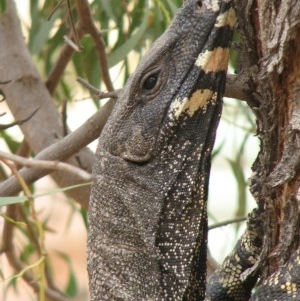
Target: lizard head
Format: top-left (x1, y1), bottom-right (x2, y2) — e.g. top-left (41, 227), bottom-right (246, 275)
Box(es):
top-left (89, 1), bottom-right (236, 300)
top-left (100, 0), bottom-right (236, 163)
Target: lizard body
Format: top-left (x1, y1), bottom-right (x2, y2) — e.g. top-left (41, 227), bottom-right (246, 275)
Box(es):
top-left (88, 1), bottom-right (300, 300)
top-left (88, 1), bottom-right (235, 300)
top-left (205, 209), bottom-right (263, 301)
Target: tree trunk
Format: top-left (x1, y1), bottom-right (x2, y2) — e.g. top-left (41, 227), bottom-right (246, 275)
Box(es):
top-left (235, 0), bottom-right (300, 285)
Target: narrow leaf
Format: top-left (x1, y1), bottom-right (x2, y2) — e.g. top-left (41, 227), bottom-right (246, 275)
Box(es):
top-left (0, 0), bottom-right (6, 13)
top-left (0, 196), bottom-right (28, 207)
top-left (108, 10), bottom-right (149, 68)
top-left (65, 268), bottom-right (78, 297)
top-left (29, 11), bottom-right (60, 55)
top-left (34, 182), bottom-right (92, 199)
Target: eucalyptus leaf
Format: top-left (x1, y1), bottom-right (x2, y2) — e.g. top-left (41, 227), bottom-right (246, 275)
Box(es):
top-left (165, 0), bottom-right (180, 15)
top-left (29, 12), bottom-right (60, 55)
top-left (0, 0), bottom-right (6, 13)
top-left (55, 251), bottom-right (78, 297)
top-left (65, 267), bottom-right (78, 297)
top-left (0, 196), bottom-right (27, 207)
top-left (99, 0), bottom-right (117, 23)
top-left (108, 10), bottom-right (149, 68)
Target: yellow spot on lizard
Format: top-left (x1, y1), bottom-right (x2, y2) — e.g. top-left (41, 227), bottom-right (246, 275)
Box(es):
top-left (215, 7), bottom-right (236, 28)
top-left (170, 89), bottom-right (216, 118)
top-left (195, 47), bottom-right (230, 73)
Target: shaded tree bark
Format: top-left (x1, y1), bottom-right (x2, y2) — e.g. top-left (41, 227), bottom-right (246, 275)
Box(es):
top-left (234, 0), bottom-right (300, 285)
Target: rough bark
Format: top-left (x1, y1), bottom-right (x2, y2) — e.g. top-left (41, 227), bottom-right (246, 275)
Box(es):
top-left (234, 0), bottom-right (300, 282)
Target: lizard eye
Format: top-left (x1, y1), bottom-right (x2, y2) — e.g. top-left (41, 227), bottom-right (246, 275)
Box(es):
top-left (140, 69), bottom-right (166, 97)
top-left (138, 65), bottom-right (170, 98)
top-left (142, 72), bottom-right (159, 91)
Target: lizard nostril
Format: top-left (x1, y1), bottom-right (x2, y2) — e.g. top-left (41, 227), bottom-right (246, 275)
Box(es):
top-left (196, 0), bottom-right (203, 8)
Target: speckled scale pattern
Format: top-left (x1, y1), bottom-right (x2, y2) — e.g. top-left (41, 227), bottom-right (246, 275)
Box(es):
top-left (251, 247), bottom-right (300, 301)
top-left (156, 105), bottom-right (222, 301)
top-left (88, 0), bottom-right (236, 300)
top-left (205, 209), bottom-right (263, 301)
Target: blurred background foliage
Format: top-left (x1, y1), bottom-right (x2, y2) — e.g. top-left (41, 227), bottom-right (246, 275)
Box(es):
top-left (0, 0), bottom-right (257, 300)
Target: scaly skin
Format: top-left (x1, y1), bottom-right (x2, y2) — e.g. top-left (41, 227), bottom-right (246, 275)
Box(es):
top-left (88, 1), bottom-right (235, 300)
top-left (205, 208), bottom-right (263, 301)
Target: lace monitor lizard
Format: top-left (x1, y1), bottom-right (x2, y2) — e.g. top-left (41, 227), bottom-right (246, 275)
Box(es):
top-left (87, 0), bottom-right (300, 300)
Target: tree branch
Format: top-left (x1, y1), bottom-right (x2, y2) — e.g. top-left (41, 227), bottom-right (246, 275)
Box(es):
top-left (224, 74), bottom-right (252, 102)
top-left (75, 0), bottom-right (114, 91)
top-left (46, 0), bottom-right (114, 93)
top-left (45, 23), bottom-right (84, 94)
top-left (0, 0), bottom-right (100, 208)
top-left (209, 216), bottom-right (247, 230)
top-left (77, 77), bottom-right (119, 99)
top-left (2, 205), bottom-right (70, 301)
top-left (0, 99), bottom-right (115, 210)
top-left (0, 108), bottom-right (38, 130)
top-left (0, 151), bottom-right (92, 181)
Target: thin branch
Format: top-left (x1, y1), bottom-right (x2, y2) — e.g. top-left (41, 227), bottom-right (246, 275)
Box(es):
top-left (2, 210), bottom-right (70, 301)
top-left (1, 165), bottom-right (70, 301)
top-left (224, 74), bottom-right (251, 102)
top-left (47, 0), bottom-right (65, 21)
top-left (63, 35), bottom-right (81, 52)
top-left (0, 99), bottom-right (115, 210)
top-left (0, 151), bottom-right (92, 181)
top-left (10, 161), bottom-right (48, 301)
top-left (0, 108), bottom-right (39, 130)
top-left (208, 216), bottom-right (247, 230)
top-left (66, 0), bottom-right (82, 51)
top-left (46, 23), bottom-right (84, 94)
top-left (61, 99), bottom-right (68, 137)
top-left (18, 206), bottom-right (60, 292)
top-left (77, 77), bottom-right (119, 99)
top-left (75, 0), bottom-right (114, 91)
top-left (46, 0), bottom-right (114, 94)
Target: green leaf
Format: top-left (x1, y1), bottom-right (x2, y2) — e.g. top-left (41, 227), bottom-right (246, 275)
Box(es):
top-left (99, 0), bottom-right (117, 23)
top-left (33, 182), bottom-right (92, 199)
top-left (65, 267), bottom-right (78, 297)
top-left (55, 251), bottom-right (78, 297)
top-left (29, 12), bottom-right (60, 55)
top-left (20, 244), bottom-right (35, 263)
top-left (0, 196), bottom-right (27, 207)
top-left (0, 0), bottom-right (6, 13)
top-left (154, 0), bottom-right (171, 24)
top-left (0, 131), bottom-right (20, 154)
top-left (80, 208), bottom-right (88, 229)
top-left (165, 0), bottom-right (180, 16)
top-left (108, 10), bottom-right (149, 68)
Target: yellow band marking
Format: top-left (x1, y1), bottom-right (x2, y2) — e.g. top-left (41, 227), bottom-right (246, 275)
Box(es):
top-left (170, 89), bottom-right (217, 119)
top-left (205, 1), bottom-right (220, 12)
top-left (215, 7), bottom-right (236, 28)
top-left (195, 47), bottom-right (229, 73)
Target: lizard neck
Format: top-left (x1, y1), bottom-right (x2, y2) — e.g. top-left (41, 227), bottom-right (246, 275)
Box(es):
top-left (90, 96), bottom-right (222, 300)
top-left (88, 1), bottom-right (236, 300)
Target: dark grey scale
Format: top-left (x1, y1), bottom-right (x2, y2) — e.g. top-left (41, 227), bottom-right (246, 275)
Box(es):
top-left (196, 71), bottom-right (228, 93)
top-left (88, 0), bottom-right (236, 300)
